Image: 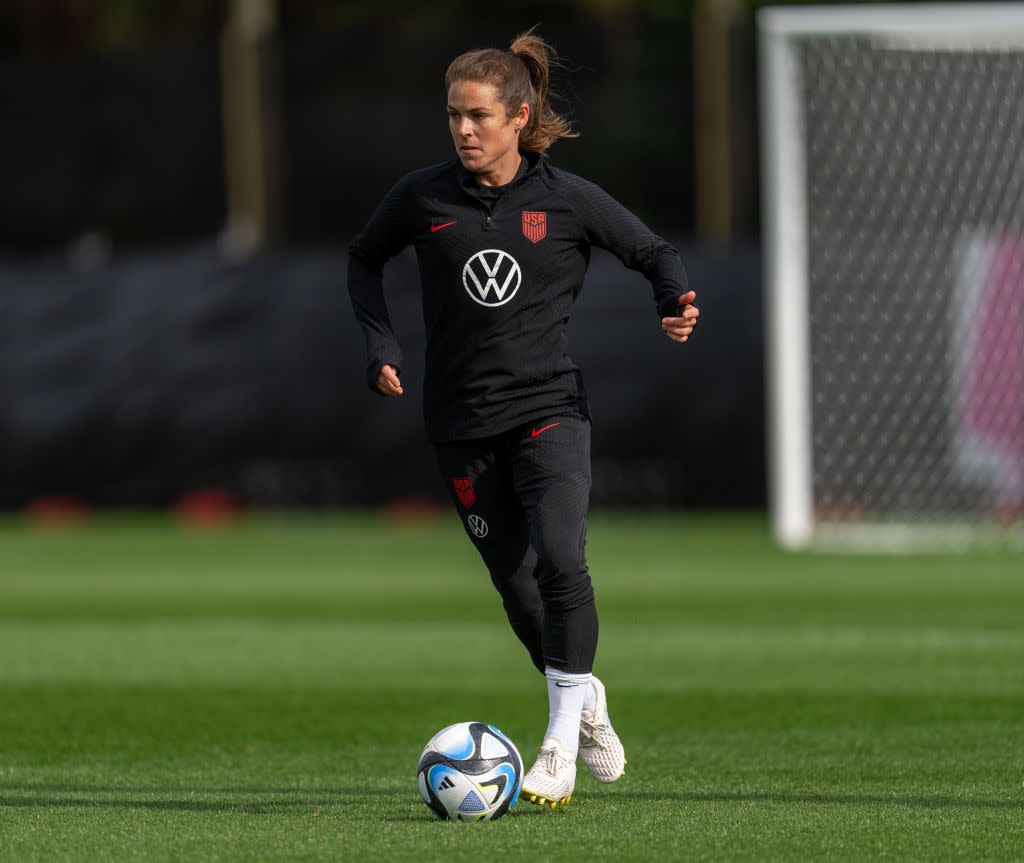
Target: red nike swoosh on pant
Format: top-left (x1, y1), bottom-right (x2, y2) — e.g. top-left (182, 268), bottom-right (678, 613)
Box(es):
top-left (531, 422), bottom-right (560, 437)
top-left (430, 220), bottom-right (456, 233)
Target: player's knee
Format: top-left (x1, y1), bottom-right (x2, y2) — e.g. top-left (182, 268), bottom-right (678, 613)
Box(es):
top-left (537, 564), bottom-right (593, 613)
top-left (532, 517), bottom-right (585, 573)
top-left (497, 563), bottom-right (542, 616)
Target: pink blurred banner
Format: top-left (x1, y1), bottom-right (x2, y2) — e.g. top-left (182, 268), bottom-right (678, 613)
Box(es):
top-left (953, 233), bottom-right (1024, 507)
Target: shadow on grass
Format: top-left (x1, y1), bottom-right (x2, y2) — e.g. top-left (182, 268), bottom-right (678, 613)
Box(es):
top-left (612, 790), bottom-right (1024, 810)
top-left (0, 783), bottom-right (379, 815)
top-left (1, 784), bottom-right (364, 796)
top-left (379, 800), bottom-right (555, 823)
top-left (0, 784), bottom-right (554, 820)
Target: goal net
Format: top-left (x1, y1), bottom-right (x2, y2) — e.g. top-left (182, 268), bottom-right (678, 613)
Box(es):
top-left (759, 5), bottom-right (1024, 550)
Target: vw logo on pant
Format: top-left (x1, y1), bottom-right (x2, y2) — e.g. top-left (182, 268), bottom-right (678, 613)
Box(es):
top-left (467, 515), bottom-right (489, 538)
top-left (462, 249), bottom-right (522, 307)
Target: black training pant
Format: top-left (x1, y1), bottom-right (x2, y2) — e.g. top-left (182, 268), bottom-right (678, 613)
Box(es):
top-left (434, 414), bottom-right (597, 675)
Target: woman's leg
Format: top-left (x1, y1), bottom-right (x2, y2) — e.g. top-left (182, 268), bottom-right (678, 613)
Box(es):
top-left (433, 437), bottom-right (546, 672)
top-left (511, 415), bottom-right (597, 675)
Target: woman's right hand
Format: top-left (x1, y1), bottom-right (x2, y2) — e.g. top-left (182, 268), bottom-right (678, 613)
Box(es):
top-left (376, 363), bottom-right (404, 397)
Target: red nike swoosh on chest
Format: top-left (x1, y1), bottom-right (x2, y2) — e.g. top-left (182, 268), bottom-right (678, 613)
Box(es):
top-left (430, 220), bottom-right (456, 233)
top-left (531, 422), bottom-right (560, 437)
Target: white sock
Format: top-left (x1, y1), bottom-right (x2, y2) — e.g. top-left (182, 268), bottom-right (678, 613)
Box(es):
top-left (583, 676), bottom-right (598, 713)
top-left (543, 667), bottom-right (592, 759)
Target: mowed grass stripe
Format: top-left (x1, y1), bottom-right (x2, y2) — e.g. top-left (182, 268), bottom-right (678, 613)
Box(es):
top-left (0, 513), bottom-right (1020, 629)
top-left (1, 620), bottom-right (1022, 694)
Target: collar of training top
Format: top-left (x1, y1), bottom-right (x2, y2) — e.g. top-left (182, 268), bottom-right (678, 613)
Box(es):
top-left (456, 149), bottom-right (544, 200)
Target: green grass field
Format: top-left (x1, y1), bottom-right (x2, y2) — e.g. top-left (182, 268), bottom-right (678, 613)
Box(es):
top-left (1, 512), bottom-right (1021, 861)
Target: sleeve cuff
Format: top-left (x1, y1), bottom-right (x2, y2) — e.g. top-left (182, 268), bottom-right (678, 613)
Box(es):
top-left (658, 297), bottom-right (682, 319)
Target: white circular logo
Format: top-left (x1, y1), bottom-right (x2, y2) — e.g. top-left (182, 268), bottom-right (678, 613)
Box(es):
top-left (467, 515), bottom-right (489, 537)
top-left (462, 249), bottom-right (522, 307)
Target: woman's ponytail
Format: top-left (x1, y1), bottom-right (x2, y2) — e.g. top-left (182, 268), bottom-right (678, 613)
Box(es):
top-left (509, 30), bottom-right (577, 155)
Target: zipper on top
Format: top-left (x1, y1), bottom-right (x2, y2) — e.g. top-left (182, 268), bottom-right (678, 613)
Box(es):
top-left (482, 195), bottom-right (504, 231)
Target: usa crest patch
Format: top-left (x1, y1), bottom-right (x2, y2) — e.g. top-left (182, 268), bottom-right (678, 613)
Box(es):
top-left (522, 211), bottom-right (546, 243)
top-left (452, 477), bottom-right (476, 508)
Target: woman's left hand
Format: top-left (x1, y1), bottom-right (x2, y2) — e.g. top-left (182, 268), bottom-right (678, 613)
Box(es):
top-left (661, 290), bottom-right (699, 343)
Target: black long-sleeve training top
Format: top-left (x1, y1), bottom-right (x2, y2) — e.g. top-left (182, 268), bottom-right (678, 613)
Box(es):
top-left (348, 149), bottom-right (687, 443)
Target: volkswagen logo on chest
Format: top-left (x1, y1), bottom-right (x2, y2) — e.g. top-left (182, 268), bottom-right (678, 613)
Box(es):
top-left (462, 249), bottom-right (522, 307)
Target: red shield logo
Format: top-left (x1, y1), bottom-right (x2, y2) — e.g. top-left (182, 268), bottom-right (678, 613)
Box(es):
top-left (452, 477), bottom-right (476, 508)
top-left (522, 211), bottom-right (547, 244)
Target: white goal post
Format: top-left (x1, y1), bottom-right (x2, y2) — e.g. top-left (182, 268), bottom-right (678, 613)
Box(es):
top-left (759, 5), bottom-right (1024, 550)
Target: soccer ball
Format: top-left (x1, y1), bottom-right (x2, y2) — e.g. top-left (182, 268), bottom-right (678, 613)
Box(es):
top-left (416, 722), bottom-right (523, 821)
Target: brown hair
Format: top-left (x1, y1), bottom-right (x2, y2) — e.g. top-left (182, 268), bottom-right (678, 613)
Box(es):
top-left (445, 29), bottom-right (578, 155)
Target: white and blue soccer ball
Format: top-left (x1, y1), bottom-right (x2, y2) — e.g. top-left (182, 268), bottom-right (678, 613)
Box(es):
top-left (416, 722), bottom-right (523, 821)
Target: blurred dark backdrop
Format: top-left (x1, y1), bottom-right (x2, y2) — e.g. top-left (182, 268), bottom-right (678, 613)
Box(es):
top-left (0, 0), bottom-right (767, 509)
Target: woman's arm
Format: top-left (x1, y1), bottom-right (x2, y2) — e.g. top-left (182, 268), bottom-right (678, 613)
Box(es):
top-left (555, 172), bottom-right (699, 342)
top-left (348, 176), bottom-right (414, 394)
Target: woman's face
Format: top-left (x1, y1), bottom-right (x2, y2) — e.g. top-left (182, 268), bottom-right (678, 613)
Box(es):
top-left (447, 80), bottom-right (525, 174)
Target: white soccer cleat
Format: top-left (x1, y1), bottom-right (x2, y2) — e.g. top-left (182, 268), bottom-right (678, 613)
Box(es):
top-left (521, 739), bottom-right (576, 808)
top-left (579, 676), bottom-right (627, 783)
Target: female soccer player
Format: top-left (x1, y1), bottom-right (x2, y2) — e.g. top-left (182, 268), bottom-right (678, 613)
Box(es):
top-left (348, 31), bottom-right (699, 808)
